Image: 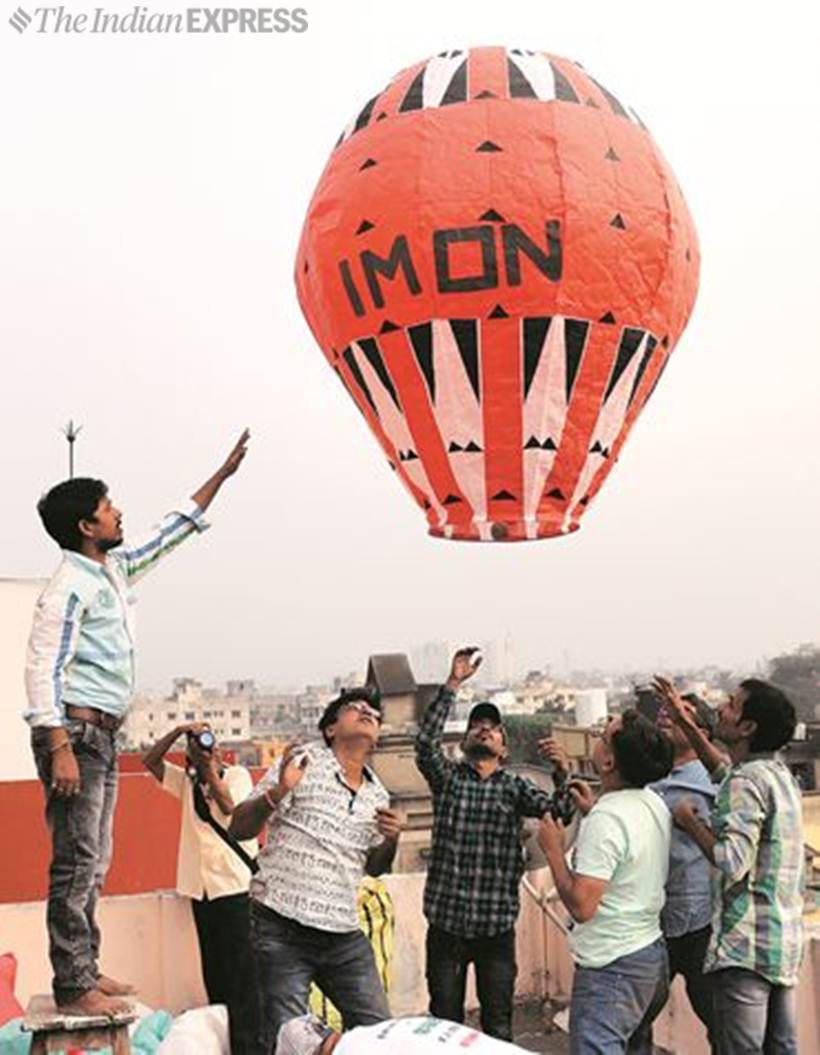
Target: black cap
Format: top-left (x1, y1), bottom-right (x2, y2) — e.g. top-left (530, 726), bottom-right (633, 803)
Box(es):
top-left (318, 686), bottom-right (382, 735)
top-left (468, 701), bottom-right (502, 727)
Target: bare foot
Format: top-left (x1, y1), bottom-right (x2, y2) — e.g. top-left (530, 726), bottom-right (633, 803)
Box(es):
top-left (57, 989), bottom-right (132, 1018)
top-left (97, 975), bottom-right (136, 996)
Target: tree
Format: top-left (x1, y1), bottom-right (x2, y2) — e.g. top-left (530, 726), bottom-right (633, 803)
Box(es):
top-left (767, 644), bottom-right (819, 723)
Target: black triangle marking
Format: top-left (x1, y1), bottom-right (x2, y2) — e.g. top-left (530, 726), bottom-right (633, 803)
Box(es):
top-left (508, 57), bottom-right (537, 99)
top-left (628, 336), bottom-right (657, 407)
top-left (404, 449), bottom-right (419, 461)
top-left (408, 323), bottom-right (435, 403)
top-left (605, 147), bottom-right (620, 161)
top-left (423, 499), bottom-right (432, 511)
top-left (303, 261), bottom-right (309, 274)
top-left (489, 304), bottom-right (509, 319)
top-left (356, 220), bottom-right (375, 235)
top-left (523, 317), bottom-right (551, 399)
top-left (359, 158), bottom-right (378, 171)
top-left (542, 437), bottom-right (557, 450)
top-left (379, 319), bottom-right (400, 334)
top-left (476, 141), bottom-right (503, 153)
top-left (353, 95), bottom-right (379, 134)
top-left (590, 440), bottom-right (603, 454)
top-left (550, 60), bottom-right (580, 103)
top-left (388, 461), bottom-right (396, 471)
top-left (661, 335), bottom-right (670, 348)
top-left (585, 97), bottom-right (599, 108)
top-left (524, 436), bottom-right (542, 450)
top-left (357, 337), bottom-right (401, 410)
top-left (546, 488), bottom-right (566, 500)
top-left (342, 348), bottom-right (377, 416)
top-left (443, 494), bottom-right (463, 505)
top-left (376, 112), bottom-right (388, 121)
top-left (610, 213), bottom-right (626, 230)
top-left (399, 67), bottom-right (426, 112)
top-left (448, 441), bottom-right (464, 453)
top-left (464, 440), bottom-right (482, 453)
top-left (599, 311), bottom-right (616, 324)
top-left (480, 208), bottom-right (506, 222)
top-left (475, 90), bottom-right (497, 99)
top-left (604, 327), bottom-right (645, 403)
top-left (580, 496), bottom-right (590, 506)
top-left (492, 490), bottom-right (517, 501)
top-left (564, 319), bottom-right (589, 402)
top-left (450, 319), bottom-right (480, 402)
top-left (590, 75), bottom-right (629, 119)
top-left (441, 58), bottom-right (468, 106)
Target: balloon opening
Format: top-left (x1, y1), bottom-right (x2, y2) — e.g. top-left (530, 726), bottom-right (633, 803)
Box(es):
top-left (428, 518), bottom-right (581, 543)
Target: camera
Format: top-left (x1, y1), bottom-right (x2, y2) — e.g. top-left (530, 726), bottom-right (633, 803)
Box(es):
top-left (549, 784), bottom-right (576, 826)
top-left (188, 728), bottom-right (216, 751)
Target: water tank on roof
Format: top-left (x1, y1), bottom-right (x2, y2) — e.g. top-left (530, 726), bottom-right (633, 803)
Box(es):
top-left (575, 688), bottom-right (607, 727)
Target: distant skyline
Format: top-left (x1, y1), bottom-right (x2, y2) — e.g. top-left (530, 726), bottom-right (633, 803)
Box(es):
top-left (2, 1), bottom-right (818, 689)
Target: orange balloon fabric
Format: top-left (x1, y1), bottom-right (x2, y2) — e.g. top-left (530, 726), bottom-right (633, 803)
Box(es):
top-left (296, 47), bottom-right (699, 541)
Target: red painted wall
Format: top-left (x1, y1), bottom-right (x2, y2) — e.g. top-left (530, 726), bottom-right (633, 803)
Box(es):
top-left (0, 757), bottom-right (265, 904)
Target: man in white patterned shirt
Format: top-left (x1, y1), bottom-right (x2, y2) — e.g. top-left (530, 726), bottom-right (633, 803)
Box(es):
top-left (25, 430), bottom-right (249, 1017)
top-left (230, 687), bottom-right (403, 1055)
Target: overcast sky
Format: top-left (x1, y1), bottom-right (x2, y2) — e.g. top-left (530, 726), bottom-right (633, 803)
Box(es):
top-left (1, 0), bottom-right (818, 691)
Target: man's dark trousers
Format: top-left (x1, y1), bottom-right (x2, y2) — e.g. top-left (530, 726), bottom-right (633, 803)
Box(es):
top-left (667, 926), bottom-right (715, 1049)
top-left (425, 924), bottom-right (517, 1041)
top-left (191, 893), bottom-right (258, 1055)
top-left (31, 719), bottom-right (118, 1004)
top-left (250, 900), bottom-right (389, 1055)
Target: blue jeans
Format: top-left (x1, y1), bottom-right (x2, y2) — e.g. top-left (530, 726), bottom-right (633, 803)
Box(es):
top-left (711, 967), bottom-right (797, 1054)
top-left (569, 937), bottom-right (669, 1055)
top-left (425, 924), bottom-right (517, 1041)
top-left (31, 720), bottom-right (118, 1003)
top-left (250, 900), bottom-right (389, 1055)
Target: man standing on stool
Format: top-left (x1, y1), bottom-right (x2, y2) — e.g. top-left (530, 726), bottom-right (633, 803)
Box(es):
top-left (24, 430), bottom-right (249, 1017)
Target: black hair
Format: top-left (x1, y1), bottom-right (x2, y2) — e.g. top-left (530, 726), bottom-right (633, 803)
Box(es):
top-left (318, 685), bottom-right (382, 745)
top-left (682, 693), bottom-right (717, 739)
top-left (37, 478), bottom-right (108, 552)
top-left (738, 679), bottom-right (796, 752)
top-left (611, 708), bottom-right (673, 787)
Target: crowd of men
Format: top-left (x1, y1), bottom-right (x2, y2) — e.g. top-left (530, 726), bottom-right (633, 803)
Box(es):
top-left (23, 439), bottom-right (807, 1055)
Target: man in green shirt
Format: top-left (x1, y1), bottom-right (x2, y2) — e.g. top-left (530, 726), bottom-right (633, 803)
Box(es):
top-left (538, 710), bottom-right (673, 1054)
top-left (654, 676), bottom-right (804, 1055)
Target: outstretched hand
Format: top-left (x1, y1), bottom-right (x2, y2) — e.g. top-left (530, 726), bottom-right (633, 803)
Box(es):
top-left (277, 742), bottom-right (309, 798)
top-left (446, 647), bottom-right (482, 690)
top-left (218, 428), bottom-right (250, 480)
top-left (652, 675), bottom-right (695, 729)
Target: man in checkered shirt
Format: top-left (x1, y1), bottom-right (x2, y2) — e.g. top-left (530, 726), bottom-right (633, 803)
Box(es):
top-left (415, 647), bottom-right (554, 1041)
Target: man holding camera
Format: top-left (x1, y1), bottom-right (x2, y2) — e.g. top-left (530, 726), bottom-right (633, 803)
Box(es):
top-left (415, 648), bottom-right (557, 1042)
top-left (230, 687), bottom-right (404, 1055)
top-left (537, 710), bottom-right (673, 1055)
top-left (143, 722), bottom-right (258, 1055)
top-left (24, 430), bottom-right (249, 1017)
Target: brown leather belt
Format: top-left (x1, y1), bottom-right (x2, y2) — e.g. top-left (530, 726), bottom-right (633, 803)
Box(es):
top-left (65, 704), bottom-right (123, 731)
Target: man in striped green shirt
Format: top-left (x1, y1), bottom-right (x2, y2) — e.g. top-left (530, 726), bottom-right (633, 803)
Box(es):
top-left (654, 676), bottom-right (804, 1055)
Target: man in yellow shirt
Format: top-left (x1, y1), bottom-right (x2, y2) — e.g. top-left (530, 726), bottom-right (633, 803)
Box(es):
top-left (143, 722), bottom-right (257, 1055)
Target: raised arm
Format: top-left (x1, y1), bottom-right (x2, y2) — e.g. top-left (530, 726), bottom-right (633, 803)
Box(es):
top-left (116, 429), bottom-right (250, 585)
top-left (229, 742), bottom-right (307, 841)
top-left (142, 721), bottom-right (207, 781)
top-left (652, 676), bottom-right (729, 778)
top-left (415, 647), bottom-right (482, 792)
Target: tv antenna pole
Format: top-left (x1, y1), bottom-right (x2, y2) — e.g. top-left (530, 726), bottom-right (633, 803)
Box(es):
top-left (62, 420), bottom-right (83, 479)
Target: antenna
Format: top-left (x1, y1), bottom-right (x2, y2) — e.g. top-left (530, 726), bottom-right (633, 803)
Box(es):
top-left (62, 420), bottom-right (83, 479)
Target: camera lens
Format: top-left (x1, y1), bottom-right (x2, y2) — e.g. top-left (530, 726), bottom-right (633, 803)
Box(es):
top-left (197, 730), bottom-right (216, 750)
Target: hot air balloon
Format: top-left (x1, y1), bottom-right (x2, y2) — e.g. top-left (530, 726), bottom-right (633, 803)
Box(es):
top-left (295, 47), bottom-right (699, 541)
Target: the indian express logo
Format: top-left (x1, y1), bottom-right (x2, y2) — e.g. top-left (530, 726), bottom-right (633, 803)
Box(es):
top-left (10, 6), bottom-right (308, 33)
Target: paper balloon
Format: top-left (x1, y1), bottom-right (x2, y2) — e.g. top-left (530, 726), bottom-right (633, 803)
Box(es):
top-left (296, 47), bottom-right (699, 541)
